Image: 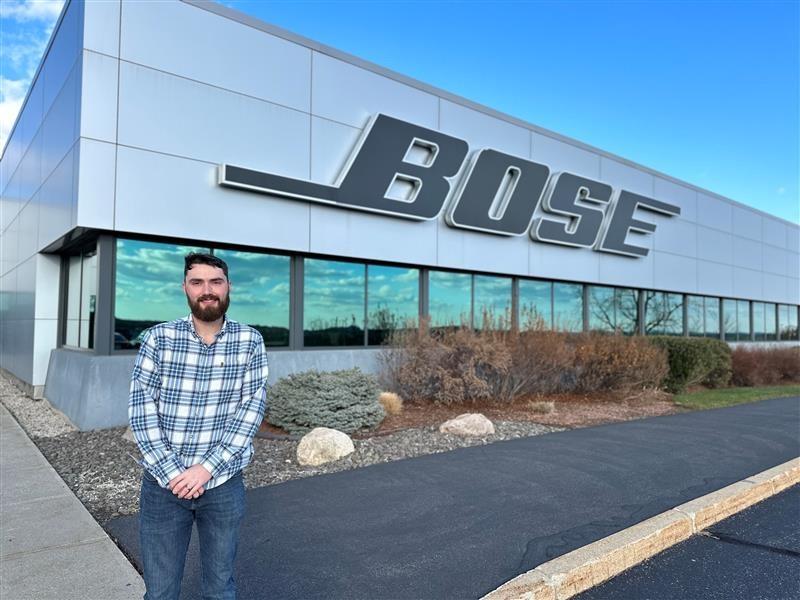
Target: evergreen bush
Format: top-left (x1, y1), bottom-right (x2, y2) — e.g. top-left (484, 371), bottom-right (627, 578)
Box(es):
top-left (648, 337), bottom-right (731, 393)
top-left (267, 368), bottom-right (385, 435)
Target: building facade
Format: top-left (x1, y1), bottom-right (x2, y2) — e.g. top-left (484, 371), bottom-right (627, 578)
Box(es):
top-left (1, 0), bottom-right (798, 430)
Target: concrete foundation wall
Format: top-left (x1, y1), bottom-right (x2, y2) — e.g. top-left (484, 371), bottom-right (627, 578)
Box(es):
top-left (44, 347), bottom-right (383, 430)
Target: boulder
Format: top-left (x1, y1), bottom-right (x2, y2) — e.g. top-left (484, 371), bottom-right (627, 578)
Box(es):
top-left (297, 427), bottom-right (355, 466)
top-left (122, 427), bottom-right (136, 444)
top-left (439, 413), bottom-right (495, 437)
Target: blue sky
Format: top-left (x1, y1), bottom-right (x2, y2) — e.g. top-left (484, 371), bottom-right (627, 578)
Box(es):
top-left (2, 0), bottom-right (797, 222)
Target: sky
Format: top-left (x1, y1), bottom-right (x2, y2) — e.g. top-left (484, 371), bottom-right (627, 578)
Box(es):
top-left (1, 0), bottom-right (798, 223)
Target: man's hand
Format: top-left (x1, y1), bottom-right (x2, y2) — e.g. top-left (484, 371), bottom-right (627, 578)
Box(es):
top-left (168, 464), bottom-right (212, 500)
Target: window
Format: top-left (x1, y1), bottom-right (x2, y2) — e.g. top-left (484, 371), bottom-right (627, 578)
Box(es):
top-left (64, 249), bottom-right (97, 349)
top-left (367, 265), bottom-right (419, 345)
top-left (645, 292), bottom-right (683, 335)
top-left (779, 305), bottom-right (799, 340)
top-left (214, 249), bottom-right (290, 347)
top-left (752, 303), bottom-right (765, 341)
top-left (429, 271), bottom-right (471, 328)
top-left (114, 239), bottom-right (209, 349)
top-left (519, 279), bottom-right (552, 330)
top-left (553, 282), bottom-right (583, 332)
top-left (588, 286), bottom-right (616, 332)
top-left (764, 303), bottom-right (777, 341)
top-left (473, 275), bottom-right (512, 329)
top-left (723, 298), bottom-right (737, 341)
top-left (737, 300), bottom-right (750, 341)
top-left (616, 289), bottom-right (639, 335)
top-left (687, 295), bottom-right (704, 337)
top-left (705, 297), bottom-right (720, 339)
top-left (304, 259), bottom-right (365, 346)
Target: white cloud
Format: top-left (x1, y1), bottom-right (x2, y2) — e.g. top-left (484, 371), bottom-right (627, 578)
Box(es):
top-left (776, 186), bottom-right (786, 195)
top-left (1, 0), bottom-right (64, 151)
top-left (0, 0), bottom-right (64, 22)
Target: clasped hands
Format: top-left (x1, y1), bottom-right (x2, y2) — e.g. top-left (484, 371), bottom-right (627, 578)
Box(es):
top-left (168, 464), bottom-right (212, 499)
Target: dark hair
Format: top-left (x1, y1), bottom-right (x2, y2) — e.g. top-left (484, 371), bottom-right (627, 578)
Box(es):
top-left (184, 253), bottom-right (229, 280)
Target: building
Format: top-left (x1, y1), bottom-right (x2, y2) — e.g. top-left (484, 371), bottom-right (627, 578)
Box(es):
top-left (1, 0), bottom-right (798, 430)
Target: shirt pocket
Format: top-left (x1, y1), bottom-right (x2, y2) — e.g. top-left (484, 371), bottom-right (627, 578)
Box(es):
top-left (209, 354), bottom-right (248, 410)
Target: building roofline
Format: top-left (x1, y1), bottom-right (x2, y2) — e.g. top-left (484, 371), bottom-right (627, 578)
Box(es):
top-left (182, 0), bottom-right (799, 229)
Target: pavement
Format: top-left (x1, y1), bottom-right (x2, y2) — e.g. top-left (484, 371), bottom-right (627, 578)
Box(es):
top-left (105, 396), bottom-right (800, 600)
top-left (0, 404), bottom-right (144, 599)
top-left (576, 483), bottom-right (800, 600)
top-left (1, 397), bottom-right (798, 600)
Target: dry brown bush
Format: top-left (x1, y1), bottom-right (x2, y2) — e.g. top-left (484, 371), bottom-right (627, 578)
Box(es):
top-left (378, 392), bottom-right (404, 415)
top-left (731, 346), bottom-right (800, 386)
top-left (380, 321), bottom-right (669, 404)
top-left (527, 400), bottom-right (555, 414)
top-left (573, 333), bottom-right (669, 394)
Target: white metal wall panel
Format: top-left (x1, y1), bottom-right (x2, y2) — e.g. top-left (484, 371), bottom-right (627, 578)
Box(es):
top-left (310, 117), bottom-right (361, 184)
top-left (733, 237), bottom-right (763, 272)
top-left (80, 51), bottom-right (118, 143)
top-left (654, 177), bottom-right (697, 223)
top-left (308, 205), bottom-right (437, 265)
top-left (437, 226), bottom-right (530, 276)
top-left (762, 217), bottom-right (788, 249)
top-left (17, 198), bottom-right (40, 266)
top-left (696, 226), bottom-right (733, 265)
top-left (42, 0), bottom-right (83, 118)
top-left (531, 132), bottom-right (601, 178)
top-left (653, 218), bottom-right (697, 258)
top-left (115, 146), bottom-right (311, 252)
top-left (120, 0), bottom-right (311, 112)
top-left (439, 100), bottom-right (531, 158)
top-left (732, 205), bottom-right (762, 242)
top-left (762, 244), bottom-right (790, 277)
top-left (83, 0), bottom-right (120, 57)
top-left (598, 251), bottom-right (655, 290)
top-left (76, 139), bottom-right (115, 229)
top-left (38, 144), bottom-right (77, 251)
top-left (41, 60), bottom-right (81, 181)
top-left (117, 61), bottom-right (310, 177)
top-left (654, 251), bottom-right (698, 294)
top-left (311, 52), bottom-right (439, 129)
top-left (530, 243), bottom-right (600, 284)
top-left (697, 260), bottom-right (733, 297)
top-left (732, 267), bottom-right (763, 299)
top-left (696, 192), bottom-right (733, 232)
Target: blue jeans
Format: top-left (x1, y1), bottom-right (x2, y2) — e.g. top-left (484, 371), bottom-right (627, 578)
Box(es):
top-left (139, 470), bottom-right (246, 600)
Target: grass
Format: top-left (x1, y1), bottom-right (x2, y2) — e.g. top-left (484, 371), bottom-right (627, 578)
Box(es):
top-left (674, 385), bottom-right (800, 410)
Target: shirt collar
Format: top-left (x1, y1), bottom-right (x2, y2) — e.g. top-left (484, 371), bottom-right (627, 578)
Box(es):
top-left (183, 313), bottom-right (230, 342)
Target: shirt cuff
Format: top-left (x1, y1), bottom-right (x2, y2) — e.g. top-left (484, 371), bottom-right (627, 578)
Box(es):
top-left (201, 447), bottom-right (229, 479)
top-left (151, 454), bottom-right (185, 488)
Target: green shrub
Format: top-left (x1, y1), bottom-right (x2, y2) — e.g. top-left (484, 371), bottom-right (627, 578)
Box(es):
top-left (266, 368), bottom-right (385, 435)
top-left (648, 337), bottom-right (731, 393)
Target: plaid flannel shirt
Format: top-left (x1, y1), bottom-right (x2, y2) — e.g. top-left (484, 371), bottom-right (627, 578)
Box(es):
top-left (129, 315), bottom-right (268, 489)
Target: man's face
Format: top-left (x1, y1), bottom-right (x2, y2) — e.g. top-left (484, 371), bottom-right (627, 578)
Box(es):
top-left (183, 263), bottom-right (231, 322)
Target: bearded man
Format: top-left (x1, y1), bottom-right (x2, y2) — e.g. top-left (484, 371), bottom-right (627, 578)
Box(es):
top-left (129, 252), bottom-right (268, 600)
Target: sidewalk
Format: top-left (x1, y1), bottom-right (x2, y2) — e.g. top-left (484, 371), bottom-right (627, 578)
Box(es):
top-left (106, 396), bottom-right (800, 600)
top-left (0, 404), bottom-right (144, 600)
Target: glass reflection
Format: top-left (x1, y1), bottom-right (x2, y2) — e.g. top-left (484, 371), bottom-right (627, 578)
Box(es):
top-left (705, 298), bottom-right (720, 338)
top-left (368, 265), bottom-right (419, 345)
top-left (588, 286), bottom-right (616, 332)
top-left (519, 279), bottom-right (552, 330)
top-left (645, 292), bottom-right (683, 335)
top-left (215, 249), bottom-right (290, 347)
top-left (616, 289), bottom-right (639, 335)
top-left (722, 299), bottom-right (737, 341)
top-left (553, 283), bottom-right (583, 332)
top-left (688, 295), bottom-right (705, 337)
top-left (737, 300), bottom-right (750, 341)
top-left (429, 271), bottom-right (471, 328)
top-left (304, 259), bottom-right (365, 346)
top-left (114, 239), bottom-right (209, 349)
top-left (474, 275), bottom-right (512, 329)
top-left (764, 303), bottom-right (776, 341)
top-left (752, 302), bottom-right (765, 341)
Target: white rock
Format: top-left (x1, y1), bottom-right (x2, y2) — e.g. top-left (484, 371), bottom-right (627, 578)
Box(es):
top-left (296, 427), bottom-right (355, 466)
top-left (439, 413), bottom-right (495, 437)
top-left (122, 427), bottom-right (136, 443)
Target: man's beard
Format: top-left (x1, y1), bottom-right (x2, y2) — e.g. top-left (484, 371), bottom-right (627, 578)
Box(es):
top-left (187, 293), bottom-right (230, 322)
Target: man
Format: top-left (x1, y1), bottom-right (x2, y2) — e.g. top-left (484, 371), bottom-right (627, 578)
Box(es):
top-left (129, 252), bottom-right (268, 600)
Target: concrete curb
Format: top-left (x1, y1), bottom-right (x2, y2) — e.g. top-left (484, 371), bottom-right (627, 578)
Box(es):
top-left (483, 458), bottom-right (800, 600)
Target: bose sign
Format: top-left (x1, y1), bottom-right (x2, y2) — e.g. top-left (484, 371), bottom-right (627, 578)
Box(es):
top-left (219, 114), bottom-right (680, 258)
